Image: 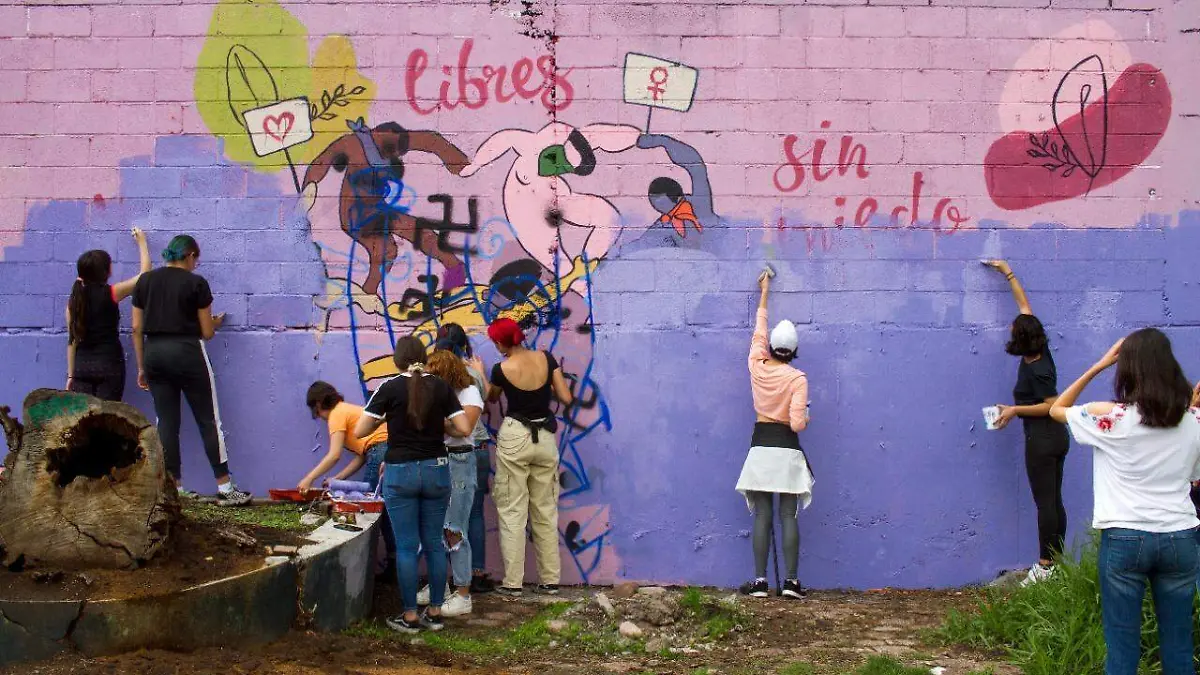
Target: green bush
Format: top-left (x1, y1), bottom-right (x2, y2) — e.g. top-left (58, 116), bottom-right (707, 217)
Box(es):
top-left (938, 535), bottom-right (1199, 675)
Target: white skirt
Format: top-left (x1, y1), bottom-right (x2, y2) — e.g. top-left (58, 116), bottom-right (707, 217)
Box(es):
top-left (735, 445), bottom-right (814, 513)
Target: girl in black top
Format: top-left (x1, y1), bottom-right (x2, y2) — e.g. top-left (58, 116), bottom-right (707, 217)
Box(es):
top-left (985, 260), bottom-right (1071, 585)
top-left (356, 337), bottom-right (472, 633)
top-left (65, 227), bottom-right (151, 401)
top-left (483, 318), bottom-right (573, 596)
top-left (131, 235), bottom-right (250, 507)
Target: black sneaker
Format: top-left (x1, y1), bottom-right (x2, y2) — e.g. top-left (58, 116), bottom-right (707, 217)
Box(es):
top-left (420, 610), bottom-right (445, 632)
top-left (534, 584), bottom-right (559, 595)
top-left (385, 614), bottom-right (421, 634)
top-left (470, 575), bottom-right (496, 594)
top-left (781, 578), bottom-right (807, 599)
top-left (739, 578), bottom-right (769, 598)
top-left (496, 585), bottom-right (523, 598)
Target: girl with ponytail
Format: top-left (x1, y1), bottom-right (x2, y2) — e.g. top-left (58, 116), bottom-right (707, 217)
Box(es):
top-left (65, 227), bottom-right (151, 401)
top-left (355, 337), bottom-right (473, 633)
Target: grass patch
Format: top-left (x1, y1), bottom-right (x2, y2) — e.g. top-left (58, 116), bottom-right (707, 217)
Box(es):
top-left (346, 602), bottom-right (645, 658)
top-left (853, 656), bottom-right (935, 675)
top-left (778, 662), bottom-right (816, 675)
top-left (937, 533), bottom-right (1200, 675)
top-left (182, 502), bottom-right (312, 532)
top-left (680, 587), bottom-right (752, 641)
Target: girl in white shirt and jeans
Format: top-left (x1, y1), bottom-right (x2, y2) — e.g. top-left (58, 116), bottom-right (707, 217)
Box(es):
top-left (1050, 329), bottom-right (1200, 675)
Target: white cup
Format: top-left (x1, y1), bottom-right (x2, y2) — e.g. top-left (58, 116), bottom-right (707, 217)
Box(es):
top-left (982, 406), bottom-right (1001, 430)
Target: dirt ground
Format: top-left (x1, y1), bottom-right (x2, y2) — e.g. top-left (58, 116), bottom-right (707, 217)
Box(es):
top-left (0, 516), bottom-right (309, 601)
top-left (6, 584), bottom-right (1019, 675)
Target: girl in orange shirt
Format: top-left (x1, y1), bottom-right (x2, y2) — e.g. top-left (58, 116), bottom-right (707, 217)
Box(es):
top-left (300, 381), bottom-right (390, 493)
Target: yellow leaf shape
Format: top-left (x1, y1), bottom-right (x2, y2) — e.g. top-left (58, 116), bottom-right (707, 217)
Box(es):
top-left (298, 35), bottom-right (376, 166)
top-left (193, 0), bottom-right (311, 171)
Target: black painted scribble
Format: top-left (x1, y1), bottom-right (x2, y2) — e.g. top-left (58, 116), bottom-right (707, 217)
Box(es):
top-left (413, 194), bottom-right (480, 255)
top-left (225, 45), bottom-right (279, 129)
top-left (1028, 54), bottom-right (1109, 193)
top-left (396, 274), bottom-right (439, 320)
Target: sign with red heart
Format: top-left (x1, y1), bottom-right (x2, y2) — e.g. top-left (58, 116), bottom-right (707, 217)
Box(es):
top-left (242, 98), bottom-right (314, 157)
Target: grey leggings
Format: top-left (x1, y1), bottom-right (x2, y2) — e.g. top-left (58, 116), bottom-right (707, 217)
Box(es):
top-left (749, 491), bottom-right (800, 579)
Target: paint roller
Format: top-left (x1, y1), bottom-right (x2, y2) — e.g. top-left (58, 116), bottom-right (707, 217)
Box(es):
top-left (328, 479), bottom-right (373, 494)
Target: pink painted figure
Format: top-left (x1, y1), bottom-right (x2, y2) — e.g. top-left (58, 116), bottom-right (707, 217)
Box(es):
top-left (459, 122), bottom-right (641, 271)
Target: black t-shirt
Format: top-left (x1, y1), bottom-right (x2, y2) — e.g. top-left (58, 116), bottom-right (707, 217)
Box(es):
top-left (131, 267), bottom-right (213, 337)
top-left (1013, 350), bottom-right (1058, 406)
top-left (364, 373), bottom-right (463, 463)
top-left (75, 284), bottom-right (121, 356)
top-left (491, 352), bottom-right (559, 419)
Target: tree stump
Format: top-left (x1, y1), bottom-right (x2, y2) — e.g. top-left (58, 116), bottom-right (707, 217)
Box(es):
top-left (0, 389), bottom-right (180, 570)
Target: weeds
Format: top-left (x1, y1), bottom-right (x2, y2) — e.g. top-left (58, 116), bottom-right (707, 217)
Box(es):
top-left (346, 602), bottom-right (647, 658)
top-left (680, 587), bottom-right (752, 640)
top-left (778, 662), bottom-right (816, 675)
top-left (182, 502), bottom-right (312, 532)
top-left (937, 534), bottom-right (1200, 675)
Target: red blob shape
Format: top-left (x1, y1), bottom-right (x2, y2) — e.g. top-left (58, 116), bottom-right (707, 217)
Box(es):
top-left (983, 64), bottom-right (1171, 211)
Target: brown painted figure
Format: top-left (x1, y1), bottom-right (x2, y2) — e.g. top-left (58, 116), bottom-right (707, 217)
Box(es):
top-left (303, 119), bottom-right (469, 295)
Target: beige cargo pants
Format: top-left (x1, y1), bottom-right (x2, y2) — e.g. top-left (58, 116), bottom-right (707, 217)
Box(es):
top-left (493, 417), bottom-right (561, 589)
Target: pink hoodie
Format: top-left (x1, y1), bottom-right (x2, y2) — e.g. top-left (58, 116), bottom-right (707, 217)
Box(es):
top-left (748, 308), bottom-right (809, 433)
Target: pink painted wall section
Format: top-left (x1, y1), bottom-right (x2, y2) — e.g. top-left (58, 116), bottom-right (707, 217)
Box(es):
top-left (0, 0), bottom-right (1198, 589)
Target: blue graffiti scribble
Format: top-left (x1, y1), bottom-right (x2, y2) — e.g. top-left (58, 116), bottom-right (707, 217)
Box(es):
top-left (329, 159), bottom-right (611, 583)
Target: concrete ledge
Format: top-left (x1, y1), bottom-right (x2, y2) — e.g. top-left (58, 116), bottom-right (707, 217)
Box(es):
top-left (0, 514), bottom-right (379, 666)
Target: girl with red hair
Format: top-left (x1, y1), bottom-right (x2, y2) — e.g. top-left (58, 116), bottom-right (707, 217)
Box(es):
top-left (484, 318), bottom-right (574, 596)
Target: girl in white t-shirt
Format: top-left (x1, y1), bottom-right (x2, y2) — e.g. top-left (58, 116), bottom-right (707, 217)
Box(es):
top-left (420, 350), bottom-right (485, 618)
top-left (1049, 329), bottom-right (1200, 675)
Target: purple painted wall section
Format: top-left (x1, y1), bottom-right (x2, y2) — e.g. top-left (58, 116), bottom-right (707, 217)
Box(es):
top-left (1, 0), bottom-right (1199, 589)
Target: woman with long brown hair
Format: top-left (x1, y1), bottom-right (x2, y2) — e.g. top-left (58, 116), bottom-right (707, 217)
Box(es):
top-left (420, 350), bottom-right (485, 617)
top-left (1051, 330), bottom-right (1200, 674)
top-left (66, 227), bottom-right (150, 400)
top-left (356, 337), bottom-right (472, 633)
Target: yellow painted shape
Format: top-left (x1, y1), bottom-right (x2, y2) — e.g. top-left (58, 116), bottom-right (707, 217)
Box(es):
top-left (360, 257), bottom-right (600, 384)
top-left (194, 0), bottom-right (311, 171)
top-left (302, 35), bottom-right (376, 166)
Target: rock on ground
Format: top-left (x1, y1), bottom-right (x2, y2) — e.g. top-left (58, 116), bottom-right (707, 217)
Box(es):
top-left (618, 621), bottom-right (644, 639)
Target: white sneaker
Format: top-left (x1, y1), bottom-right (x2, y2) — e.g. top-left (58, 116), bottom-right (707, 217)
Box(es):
top-left (441, 593), bottom-right (473, 617)
top-left (1020, 564), bottom-right (1055, 587)
top-left (416, 584), bottom-right (452, 606)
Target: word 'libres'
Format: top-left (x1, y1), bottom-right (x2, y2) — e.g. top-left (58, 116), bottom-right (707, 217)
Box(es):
top-left (406, 39), bottom-right (575, 115)
top-left (773, 122), bottom-right (970, 230)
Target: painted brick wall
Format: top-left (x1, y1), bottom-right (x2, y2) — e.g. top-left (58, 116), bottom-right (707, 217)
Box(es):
top-left (0, 0), bottom-right (1198, 590)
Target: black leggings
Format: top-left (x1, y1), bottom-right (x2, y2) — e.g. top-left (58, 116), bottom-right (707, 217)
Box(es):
top-left (749, 491), bottom-right (800, 579)
top-left (69, 350), bottom-right (125, 402)
top-left (1024, 419), bottom-right (1070, 562)
top-left (144, 337), bottom-right (229, 482)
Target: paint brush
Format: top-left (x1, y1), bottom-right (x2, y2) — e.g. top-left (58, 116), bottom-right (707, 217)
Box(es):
top-left (762, 263), bottom-right (776, 279)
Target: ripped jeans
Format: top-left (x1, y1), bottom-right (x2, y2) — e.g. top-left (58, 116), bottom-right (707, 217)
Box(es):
top-left (446, 448), bottom-right (479, 588)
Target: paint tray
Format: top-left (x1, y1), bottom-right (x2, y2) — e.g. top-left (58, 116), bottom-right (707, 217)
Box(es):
top-left (331, 497), bottom-right (384, 514)
top-left (268, 488), bottom-right (321, 503)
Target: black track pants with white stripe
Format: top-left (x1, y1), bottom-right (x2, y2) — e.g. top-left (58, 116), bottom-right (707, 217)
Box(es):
top-left (144, 336), bottom-right (230, 482)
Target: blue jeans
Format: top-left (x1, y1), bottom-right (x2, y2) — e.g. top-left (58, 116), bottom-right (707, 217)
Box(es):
top-left (446, 450), bottom-right (478, 587)
top-left (382, 459), bottom-right (450, 612)
top-left (469, 445), bottom-right (490, 573)
top-left (1098, 527), bottom-right (1199, 675)
top-left (361, 443), bottom-right (394, 554)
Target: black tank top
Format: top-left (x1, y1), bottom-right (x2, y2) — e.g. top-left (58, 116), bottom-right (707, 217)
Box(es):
top-left (76, 284), bottom-right (121, 356)
top-left (491, 351), bottom-right (559, 419)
